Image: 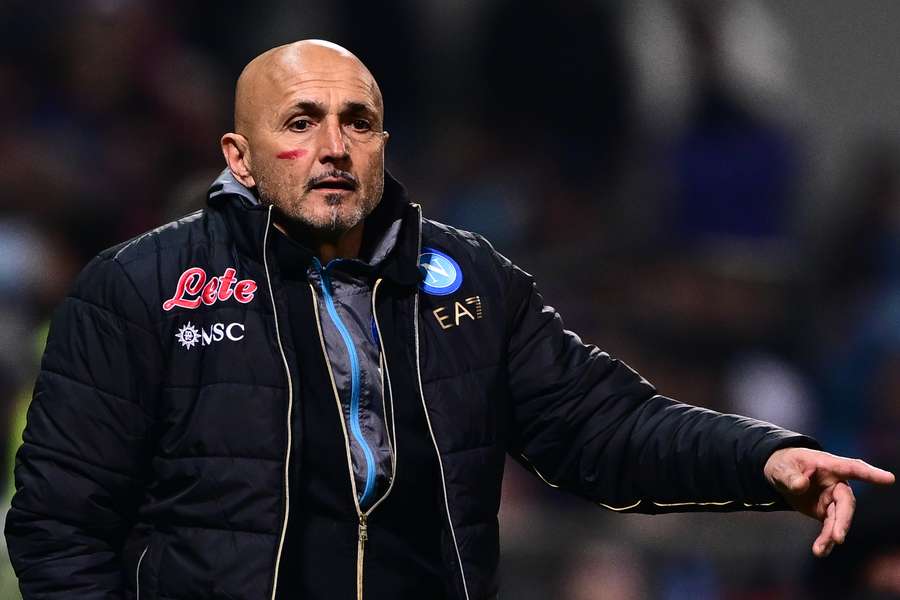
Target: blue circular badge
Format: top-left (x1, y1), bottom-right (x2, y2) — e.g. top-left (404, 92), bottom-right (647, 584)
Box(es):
top-left (418, 247), bottom-right (463, 296)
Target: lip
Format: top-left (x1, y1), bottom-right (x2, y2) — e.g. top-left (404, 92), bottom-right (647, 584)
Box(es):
top-left (311, 185), bottom-right (354, 193)
top-left (311, 177), bottom-right (357, 191)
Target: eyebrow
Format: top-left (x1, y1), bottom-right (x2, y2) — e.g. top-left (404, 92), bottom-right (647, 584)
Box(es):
top-left (342, 101), bottom-right (377, 116)
top-left (289, 100), bottom-right (326, 117)
top-left (287, 99), bottom-right (378, 119)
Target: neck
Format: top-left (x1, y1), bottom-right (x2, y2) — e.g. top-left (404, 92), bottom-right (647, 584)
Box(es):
top-left (273, 217), bottom-right (364, 264)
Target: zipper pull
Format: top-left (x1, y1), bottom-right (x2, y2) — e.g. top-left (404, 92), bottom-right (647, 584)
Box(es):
top-left (312, 258), bottom-right (331, 293)
top-left (359, 513), bottom-right (368, 546)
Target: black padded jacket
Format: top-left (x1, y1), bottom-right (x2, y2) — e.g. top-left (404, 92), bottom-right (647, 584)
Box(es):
top-left (5, 169), bottom-right (820, 600)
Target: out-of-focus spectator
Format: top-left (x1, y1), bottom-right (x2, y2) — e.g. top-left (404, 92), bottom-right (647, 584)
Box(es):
top-left (562, 542), bottom-right (649, 600)
top-left (811, 142), bottom-right (900, 457)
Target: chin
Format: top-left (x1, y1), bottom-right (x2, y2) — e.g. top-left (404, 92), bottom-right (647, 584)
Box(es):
top-left (295, 206), bottom-right (365, 233)
top-left (271, 190), bottom-right (372, 235)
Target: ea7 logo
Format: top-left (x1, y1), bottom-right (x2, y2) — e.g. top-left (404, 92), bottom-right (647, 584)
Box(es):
top-left (175, 321), bottom-right (245, 350)
top-left (432, 296), bottom-right (484, 330)
top-left (163, 267), bottom-right (257, 311)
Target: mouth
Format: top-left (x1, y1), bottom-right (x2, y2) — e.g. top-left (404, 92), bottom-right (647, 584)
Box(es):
top-left (309, 177), bottom-right (357, 193)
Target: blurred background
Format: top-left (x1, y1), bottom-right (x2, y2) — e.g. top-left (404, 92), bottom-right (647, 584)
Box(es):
top-left (1, 0), bottom-right (899, 598)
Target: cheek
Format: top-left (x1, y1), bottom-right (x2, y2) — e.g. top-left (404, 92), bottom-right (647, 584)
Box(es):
top-left (358, 146), bottom-right (386, 188)
top-left (259, 151), bottom-right (312, 182)
top-left (276, 149), bottom-right (308, 160)
top-left (255, 157), bottom-right (306, 194)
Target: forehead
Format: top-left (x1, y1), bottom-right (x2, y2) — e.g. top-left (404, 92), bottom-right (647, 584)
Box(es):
top-left (265, 60), bottom-right (380, 112)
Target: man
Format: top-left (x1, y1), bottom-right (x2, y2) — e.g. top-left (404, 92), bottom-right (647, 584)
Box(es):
top-left (5, 40), bottom-right (894, 600)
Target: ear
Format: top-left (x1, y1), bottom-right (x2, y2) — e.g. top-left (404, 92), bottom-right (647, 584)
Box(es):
top-left (220, 133), bottom-right (256, 188)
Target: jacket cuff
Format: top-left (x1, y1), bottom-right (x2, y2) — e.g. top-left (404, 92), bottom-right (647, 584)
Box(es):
top-left (748, 430), bottom-right (823, 509)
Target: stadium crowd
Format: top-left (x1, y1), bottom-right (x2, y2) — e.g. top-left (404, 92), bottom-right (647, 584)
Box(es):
top-left (1, 1), bottom-right (898, 598)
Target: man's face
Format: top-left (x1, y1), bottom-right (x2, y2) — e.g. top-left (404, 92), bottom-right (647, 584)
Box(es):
top-left (239, 51), bottom-right (387, 234)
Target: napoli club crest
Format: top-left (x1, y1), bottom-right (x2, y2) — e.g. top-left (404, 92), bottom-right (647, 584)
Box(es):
top-left (418, 248), bottom-right (462, 296)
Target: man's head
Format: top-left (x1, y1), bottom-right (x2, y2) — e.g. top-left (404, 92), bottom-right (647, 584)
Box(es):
top-left (221, 40), bottom-right (388, 236)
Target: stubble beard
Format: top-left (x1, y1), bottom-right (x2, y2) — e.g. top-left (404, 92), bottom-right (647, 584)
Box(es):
top-left (256, 176), bottom-right (379, 236)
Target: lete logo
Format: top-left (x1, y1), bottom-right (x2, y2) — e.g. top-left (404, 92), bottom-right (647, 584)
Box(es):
top-left (163, 267), bottom-right (257, 311)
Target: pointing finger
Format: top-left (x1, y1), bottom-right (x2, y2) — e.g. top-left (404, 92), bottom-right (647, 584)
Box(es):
top-left (831, 482), bottom-right (855, 544)
top-left (826, 457), bottom-right (895, 485)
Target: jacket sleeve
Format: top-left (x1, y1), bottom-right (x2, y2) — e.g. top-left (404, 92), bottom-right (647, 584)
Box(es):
top-left (501, 260), bottom-right (821, 514)
top-left (5, 254), bottom-right (160, 598)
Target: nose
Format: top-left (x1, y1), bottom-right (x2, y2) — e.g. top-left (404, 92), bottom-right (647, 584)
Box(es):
top-left (317, 115), bottom-right (349, 164)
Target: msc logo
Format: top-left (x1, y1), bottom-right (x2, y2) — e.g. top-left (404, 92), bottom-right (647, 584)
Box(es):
top-left (432, 296), bottom-right (484, 330)
top-left (175, 321), bottom-right (245, 350)
top-left (418, 248), bottom-right (462, 296)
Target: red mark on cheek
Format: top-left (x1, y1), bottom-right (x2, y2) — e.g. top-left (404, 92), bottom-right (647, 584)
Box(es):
top-left (276, 149), bottom-right (308, 160)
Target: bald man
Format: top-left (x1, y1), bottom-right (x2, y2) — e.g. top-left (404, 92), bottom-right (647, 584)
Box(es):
top-left (224, 40), bottom-right (389, 257)
top-left (6, 40), bottom-right (894, 600)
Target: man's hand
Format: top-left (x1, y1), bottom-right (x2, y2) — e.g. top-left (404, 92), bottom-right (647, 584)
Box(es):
top-left (764, 447), bottom-right (895, 558)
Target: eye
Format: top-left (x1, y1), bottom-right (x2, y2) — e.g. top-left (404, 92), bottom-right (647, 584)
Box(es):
top-left (288, 118), bottom-right (312, 132)
top-left (350, 118), bottom-right (372, 132)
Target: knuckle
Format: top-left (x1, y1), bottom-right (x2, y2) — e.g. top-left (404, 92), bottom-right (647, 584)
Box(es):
top-left (839, 483), bottom-right (855, 502)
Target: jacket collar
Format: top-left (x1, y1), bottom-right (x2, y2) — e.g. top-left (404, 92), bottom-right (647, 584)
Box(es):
top-left (206, 168), bottom-right (423, 287)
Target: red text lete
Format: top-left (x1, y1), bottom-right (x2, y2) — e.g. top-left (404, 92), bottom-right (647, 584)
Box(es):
top-left (163, 267), bottom-right (258, 310)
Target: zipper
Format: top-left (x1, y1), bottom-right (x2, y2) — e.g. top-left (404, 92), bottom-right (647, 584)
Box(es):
top-left (312, 257), bottom-right (378, 506)
top-left (356, 513), bottom-right (368, 599)
top-left (263, 205), bottom-right (295, 600)
top-left (260, 203), bottom-right (468, 599)
top-left (409, 204), bottom-right (471, 600)
top-left (136, 543), bottom-right (150, 600)
top-left (309, 275), bottom-right (399, 600)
